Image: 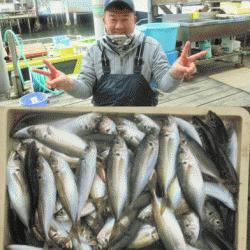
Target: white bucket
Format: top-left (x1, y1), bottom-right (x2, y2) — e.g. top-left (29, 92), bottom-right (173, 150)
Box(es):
top-left (221, 37), bottom-right (234, 54)
top-left (233, 40), bottom-right (241, 51)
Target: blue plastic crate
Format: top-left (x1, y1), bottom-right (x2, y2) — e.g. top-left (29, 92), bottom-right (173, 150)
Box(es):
top-left (165, 49), bottom-right (178, 66)
top-left (52, 36), bottom-right (70, 48)
top-left (141, 23), bottom-right (180, 52)
top-left (151, 49), bottom-right (178, 88)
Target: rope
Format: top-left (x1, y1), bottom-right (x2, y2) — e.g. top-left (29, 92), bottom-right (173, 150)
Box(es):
top-left (4, 30), bottom-right (64, 94)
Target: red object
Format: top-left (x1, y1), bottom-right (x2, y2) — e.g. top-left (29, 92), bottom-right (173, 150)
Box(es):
top-left (5, 43), bottom-right (47, 63)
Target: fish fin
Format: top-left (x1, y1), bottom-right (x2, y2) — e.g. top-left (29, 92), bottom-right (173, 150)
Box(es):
top-left (33, 226), bottom-right (45, 242)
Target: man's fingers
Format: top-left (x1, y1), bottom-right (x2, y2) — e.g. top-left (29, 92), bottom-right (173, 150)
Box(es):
top-left (188, 51), bottom-right (208, 62)
top-left (42, 59), bottom-right (57, 73)
top-left (180, 41), bottom-right (191, 59)
top-left (32, 68), bottom-right (50, 77)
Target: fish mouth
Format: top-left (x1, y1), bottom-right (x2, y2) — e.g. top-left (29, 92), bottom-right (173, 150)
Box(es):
top-left (185, 231), bottom-right (196, 245)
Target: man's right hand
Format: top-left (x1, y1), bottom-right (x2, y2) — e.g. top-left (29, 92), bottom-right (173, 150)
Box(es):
top-left (32, 59), bottom-right (74, 91)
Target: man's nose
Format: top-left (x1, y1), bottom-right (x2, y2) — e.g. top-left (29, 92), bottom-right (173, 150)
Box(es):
top-left (115, 20), bottom-right (124, 30)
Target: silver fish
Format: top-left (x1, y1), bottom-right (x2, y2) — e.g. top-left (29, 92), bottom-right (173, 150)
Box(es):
top-left (138, 204), bottom-right (153, 221)
top-left (106, 219), bottom-right (143, 250)
top-left (80, 223), bottom-right (99, 246)
top-left (186, 244), bottom-right (202, 250)
top-left (12, 139), bottom-right (32, 160)
top-left (90, 165), bottom-right (106, 200)
top-left (98, 116), bottom-right (117, 135)
top-left (179, 131), bottom-right (222, 183)
top-left (97, 216), bottom-right (116, 248)
top-left (7, 150), bottom-right (30, 230)
top-left (225, 124), bottom-right (238, 171)
top-left (107, 209), bottom-right (139, 246)
top-left (79, 201), bottom-right (96, 218)
top-left (167, 175), bottom-right (183, 210)
top-left (177, 140), bottom-right (205, 219)
top-left (129, 129), bottom-right (159, 207)
top-left (36, 156), bottom-right (57, 240)
top-left (152, 190), bottom-right (187, 250)
top-left (173, 116), bottom-right (202, 145)
top-left (157, 115), bottom-right (179, 200)
top-left (54, 199), bottom-right (72, 224)
top-left (203, 181), bottom-right (236, 211)
top-left (49, 218), bottom-right (73, 249)
top-left (71, 237), bottom-right (93, 250)
top-left (60, 112), bottom-right (102, 137)
top-left (127, 224), bottom-right (159, 249)
top-left (133, 113), bottom-right (161, 135)
top-left (203, 200), bottom-right (224, 231)
top-left (76, 141), bottom-right (97, 217)
top-left (107, 135), bottom-right (129, 220)
top-left (177, 211), bottom-right (200, 246)
top-left (114, 117), bottom-right (145, 149)
top-left (27, 125), bottom-right (88, 158)
top-left (113, 117), bottom-right (139, 129)
top-left (85, 210), bottom-right (106, 235)
top-left (6, 246), bottom-right (43, 250)
top-left (49, 152), bottom-right (79, 226)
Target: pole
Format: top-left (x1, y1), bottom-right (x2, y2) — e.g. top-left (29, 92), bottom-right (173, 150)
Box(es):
top-left (92, 0), bottom-right (105, 41)
top-left (0, 28), bottom-right (11, 99)
top-left (33, 0), bottom-right (42, 32)
top-left (64, 0), bottom-right (71, 26)
top-left (148, 0), bottom-right (153, 23)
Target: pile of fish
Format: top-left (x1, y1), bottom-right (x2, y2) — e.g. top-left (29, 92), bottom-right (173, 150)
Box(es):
top-left (6, 110), bottom-right (240, 250)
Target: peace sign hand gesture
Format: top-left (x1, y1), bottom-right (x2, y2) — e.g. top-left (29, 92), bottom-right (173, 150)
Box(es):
top-left (32, 59), bottom-right (74, 91)
top-left (170, 41), bottom-right (208, 79)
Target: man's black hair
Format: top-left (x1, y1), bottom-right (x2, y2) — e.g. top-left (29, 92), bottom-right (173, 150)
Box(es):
top-left (105, 2), bottom-right (135, 13)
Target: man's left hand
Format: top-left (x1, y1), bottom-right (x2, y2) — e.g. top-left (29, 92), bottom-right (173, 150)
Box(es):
top-left (170, 41), bottom-right (208, 79)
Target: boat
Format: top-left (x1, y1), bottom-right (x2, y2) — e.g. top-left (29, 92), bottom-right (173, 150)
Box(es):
top-left (3, 30), bottom-right (96, 99)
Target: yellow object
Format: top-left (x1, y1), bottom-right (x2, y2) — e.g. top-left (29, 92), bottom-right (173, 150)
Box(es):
top-left (190, 9), bottom-right (199, 19)
top-left (220, 2), bottom-right (250, 14)
top-left (59, 46), bottom-right (75, 56)
top-left (6, 54), bottom-right (84, 76)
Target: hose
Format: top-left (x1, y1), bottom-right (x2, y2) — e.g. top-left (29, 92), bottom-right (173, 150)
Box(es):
top-left (4, 30), bottom-right (64, 94)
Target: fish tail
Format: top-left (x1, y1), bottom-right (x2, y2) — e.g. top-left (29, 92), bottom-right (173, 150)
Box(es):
top-left (43, 241), bottom-right (50, 250)
top-left (68, 221), bottom-right (81, 244)
top-left (147, 171), bottom-right (158, 194)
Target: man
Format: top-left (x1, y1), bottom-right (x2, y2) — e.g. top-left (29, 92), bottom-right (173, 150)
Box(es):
top-left (33, 0), bottom-right (207, 106)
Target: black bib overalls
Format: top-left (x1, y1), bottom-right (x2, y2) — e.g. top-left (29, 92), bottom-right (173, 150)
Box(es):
top-left (92, 36), bottom-right (159, 106)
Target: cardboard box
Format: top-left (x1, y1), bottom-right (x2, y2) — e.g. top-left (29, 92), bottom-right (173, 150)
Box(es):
top-left (1, 107), bottom-right (249, 249)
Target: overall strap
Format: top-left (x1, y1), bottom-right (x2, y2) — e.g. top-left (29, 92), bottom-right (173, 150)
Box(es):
top-left (98, 40), bottom-right (111, 74)
top-left (134, 35), bottom-right (147, 74)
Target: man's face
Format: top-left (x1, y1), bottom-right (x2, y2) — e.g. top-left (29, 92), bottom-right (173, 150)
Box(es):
top-left (103, 8), bottom-right (137, 35)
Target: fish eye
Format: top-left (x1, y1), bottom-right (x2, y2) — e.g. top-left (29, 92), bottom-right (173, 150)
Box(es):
top-left (149, 142), bottom-right (153, 146)
top-left (208, 211), bottom-right (213, 216)
top-left (106, 129), bottom-right (111, 133)
top-left (58, 209), bottom-right (66, 216)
